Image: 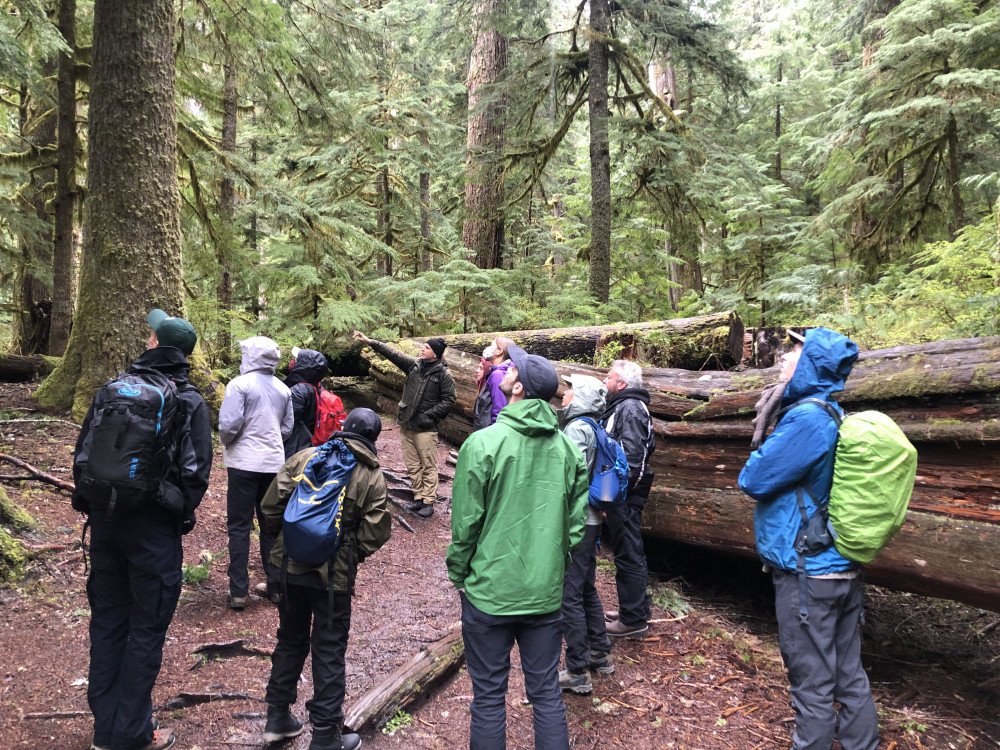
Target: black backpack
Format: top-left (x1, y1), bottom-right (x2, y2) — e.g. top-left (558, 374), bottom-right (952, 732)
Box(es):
top-left (74, 368), bottom-right (185, 513)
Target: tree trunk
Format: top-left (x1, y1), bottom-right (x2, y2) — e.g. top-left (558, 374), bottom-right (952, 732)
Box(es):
top-left (419, 128), bottom-right (432, 273)
top-left (35, 0), bottom-right (183, 419)
top-left (13, 65), bottom-right (56, 356)
top-left (587, 0), bottom-right (611, 303)
top-left (217, 54), bottom-right (237, 364)
top-left (50, 0), bottom-right (77, 357)
top-left (946, 111), bottom-right (965, 238)
top-left (462, 0), bottom-right (507, 270)
top-left (376, 162), bottom-right (393, 276)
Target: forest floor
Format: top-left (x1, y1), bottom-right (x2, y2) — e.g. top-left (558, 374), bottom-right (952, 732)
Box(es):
top-left (1, 380), bottom-right (999, 750)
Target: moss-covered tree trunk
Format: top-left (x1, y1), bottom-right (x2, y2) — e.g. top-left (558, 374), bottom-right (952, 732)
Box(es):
top-left (35, 0), bottom-right (183, 420)
top-left (216, 53), bottom-right (237, 365)
top-left (462, 0), bottom-right (507, 270)
top-left (587, 0), bottom-right (611, 303)
top-left (50, 0), bottom-right (78, 357)
top-left (0, 486), bottom-right (34, 585)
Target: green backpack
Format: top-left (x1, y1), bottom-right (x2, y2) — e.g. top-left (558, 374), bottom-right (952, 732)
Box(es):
top-left (796, 400), bottom-right (918, 564)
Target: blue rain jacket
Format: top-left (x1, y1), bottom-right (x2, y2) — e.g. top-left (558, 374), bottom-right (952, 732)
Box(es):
top-left (738, 328), bottom-right (860, 575)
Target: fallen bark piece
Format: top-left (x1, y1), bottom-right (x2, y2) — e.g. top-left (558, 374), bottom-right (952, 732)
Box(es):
top-left (189, 640), bottom-right (272, 669)
top-left (24, 710), bottom-right (90, 719)
top-left (343, 622), bottom-right (464, 733)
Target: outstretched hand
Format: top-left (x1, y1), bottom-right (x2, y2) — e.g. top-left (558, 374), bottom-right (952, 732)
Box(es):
top-left (352, 331), bottom-right (371, 343)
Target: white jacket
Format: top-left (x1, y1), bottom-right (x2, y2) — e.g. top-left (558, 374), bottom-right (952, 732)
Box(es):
top-left (219, 337), bottom-right (293, 473)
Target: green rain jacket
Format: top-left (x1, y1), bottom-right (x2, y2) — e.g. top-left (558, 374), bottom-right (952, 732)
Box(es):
top-left (447, 398), bottom-right (589, 615)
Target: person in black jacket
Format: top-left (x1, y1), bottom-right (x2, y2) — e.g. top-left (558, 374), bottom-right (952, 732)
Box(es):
top-left (283, 348), bottom-right (331, 458)
top-left (352, 331), bottom-right (455, 519)
top-left (74, 309), bottom-right (213, 750)
top-left (601, 359), bottom-right (656, 638)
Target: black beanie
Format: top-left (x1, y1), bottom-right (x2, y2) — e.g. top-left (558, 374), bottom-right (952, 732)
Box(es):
top-left (427, 337), bottom-right (447, 358)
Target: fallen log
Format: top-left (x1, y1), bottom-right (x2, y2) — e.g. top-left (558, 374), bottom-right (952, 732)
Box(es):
top-left (0, 354), bottom-right (60, 382)
top-left (0, 454), bottom-right (76, 494)
top-left (363, 333), bottom-right (1000, 612)
top-left (356, 312), bottom-right (743, 369)
top-left (343, 622), bottom-right (464, 733)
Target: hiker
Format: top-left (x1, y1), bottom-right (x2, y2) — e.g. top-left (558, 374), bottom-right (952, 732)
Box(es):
top-left (219, 336), bottom-right (294, 609)
top-left (738, 328), bottom-right (878, 750)
top-left (448, 345), bottom-right (589, 750)
top-left (74, 309), bottom-right (212, 750)
top-left (283, 347), bottom-right (344, 459)
top-left (471, 337), bottom-right (514, 431)
top-left (259, 408), bottom-right (391, 750)
top-left (351, 330), bottom-right (455, 518)
top-left (601, 360), bottom-right (656, 637)
top-left (557, 374), bottom-right (615, 695)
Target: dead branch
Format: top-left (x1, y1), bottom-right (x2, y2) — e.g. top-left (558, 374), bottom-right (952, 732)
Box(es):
top-left (0, 454), bottom-right (75, 492)
top-left (159, 691), bottom-right (261, 710)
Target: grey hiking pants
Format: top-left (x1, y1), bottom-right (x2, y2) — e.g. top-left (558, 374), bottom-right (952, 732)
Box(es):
top-left (772, 570), bottom-right (879, 750)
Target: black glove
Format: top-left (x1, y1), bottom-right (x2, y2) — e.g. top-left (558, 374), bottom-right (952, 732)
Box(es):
top-left (181, 512), bottom-right (196, 535)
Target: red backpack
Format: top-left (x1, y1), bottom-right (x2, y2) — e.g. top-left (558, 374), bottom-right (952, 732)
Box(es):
top-left (311, 385), bottom-right (346, 446)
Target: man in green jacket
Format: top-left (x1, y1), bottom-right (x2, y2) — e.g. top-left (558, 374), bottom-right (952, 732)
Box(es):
top-left (353, 330), bottom-right (456, 518)
top-left (448, 345), bottom-right (589, 750)
top-left (258, 408), bottom-right (391, 750)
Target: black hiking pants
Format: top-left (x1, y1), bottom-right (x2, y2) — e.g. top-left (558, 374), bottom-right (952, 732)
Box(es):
top-left (86, 506), bottom-right (182, 750)
top-left (604, 497), bottom-right (651, 626)
top-left (226, 468), bottom-right (279, 597)
top-left (561, 523), bottom-right (612, 673)
top-left (265, 580), bottom-right (352, 730)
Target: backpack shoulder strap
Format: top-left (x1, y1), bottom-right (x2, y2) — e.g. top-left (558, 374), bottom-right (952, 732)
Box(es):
top-left (780, 397), bottom-right (844, 427)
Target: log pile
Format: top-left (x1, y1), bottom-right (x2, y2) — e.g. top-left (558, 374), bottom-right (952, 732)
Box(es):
top-left (361, 331), bottom-right (1000, 613)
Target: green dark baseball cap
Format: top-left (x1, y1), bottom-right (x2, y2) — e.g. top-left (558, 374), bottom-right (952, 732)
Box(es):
top-left (146, 309), bottom-right (197, 356)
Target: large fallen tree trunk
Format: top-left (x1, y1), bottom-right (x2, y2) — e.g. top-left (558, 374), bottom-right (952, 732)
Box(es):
top-left (0, 354), bottom-right (60, 382)
top-left (343, 622), bottom-right (464, 733)
top-left (360, 312), bottom-right (744, 370)
top-left (363, 334), bottom-right (1000, 612)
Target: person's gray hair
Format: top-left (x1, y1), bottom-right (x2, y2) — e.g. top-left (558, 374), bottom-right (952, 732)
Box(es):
top-left (611, 359), bottom-right (643, 388)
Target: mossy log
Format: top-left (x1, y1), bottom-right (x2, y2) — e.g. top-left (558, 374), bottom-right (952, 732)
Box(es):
top-left (356, 313), bottom-right (743, 369)
top-left (364, 334), bottom-right (1000, 612)
top-left (0, 354), bottom-right (60, 382)
top-left (343, 622), bottom-right (463, 733)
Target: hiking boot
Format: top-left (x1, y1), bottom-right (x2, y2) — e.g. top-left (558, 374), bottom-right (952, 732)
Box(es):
top-left (138, 727), bottom-right (175, 750)
top-left (263, 707), bottom-right (304, 743)
top-left (309, 725), bottom-right (362, 750)
top-left (606, 619), bottom-right (649, 638)
top-left (604, 609), bottom-right (619, 622)
top-left (227, 594), bottom-right (247, 611)
top-left (589, 651), bottom-right (615, 674)
top-left (558, 669), bottom-right (593, 695)
top-left (254, 582), bottom-right (281, 605)
top-left (415, 503), bottom-right (434, 518)
top-left (406, 500), bottom-right (425, 513)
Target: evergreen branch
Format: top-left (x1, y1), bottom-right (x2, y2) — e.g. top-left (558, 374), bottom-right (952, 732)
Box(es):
top-left (608, 40), bottom-right (685, 131)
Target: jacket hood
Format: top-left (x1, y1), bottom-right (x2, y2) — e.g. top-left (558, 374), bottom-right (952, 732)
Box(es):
top-left (783, 327), bottom-right (858, 404)
top-left (131, 346), bottom-right (191, 384)
top-left (340, 434), bottom-right (379, 468)
top-left (558, 378), bottom-right (606, 425)
top-left (239, 336), bottom-right (281, 375)
top-left (605, 386), bottom-right (650, 415)
top-left (286, 349), bottom-right (328, 386)
top-left (496, 397), bottom-right (558, 437)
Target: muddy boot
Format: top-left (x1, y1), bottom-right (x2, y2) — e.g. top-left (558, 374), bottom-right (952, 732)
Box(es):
top-left (263, 705), bottom-right (303, 743)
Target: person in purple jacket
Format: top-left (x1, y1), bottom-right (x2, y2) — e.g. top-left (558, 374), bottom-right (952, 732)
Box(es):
top-left (471, 337), bottom-right (514, 431)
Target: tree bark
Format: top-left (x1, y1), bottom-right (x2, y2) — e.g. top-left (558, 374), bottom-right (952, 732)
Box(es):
top-left (13, 63), bottom-right (56, 356)
top-left (462, 0), bottom-right (507, 270)
top-left (50, 0), bottom-right (77, 357)
top-left (34, 0), bottom-right (183, 419)
top-left (587, 0), bottom-right (611, 303)
top-left (217, 54), bottom-right (237, 364)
